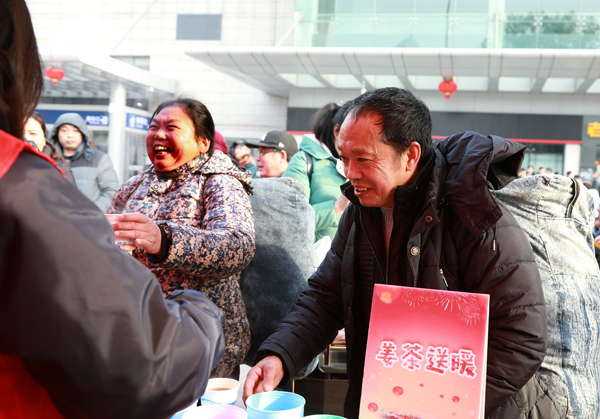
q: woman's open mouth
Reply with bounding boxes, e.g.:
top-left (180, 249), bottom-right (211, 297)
top-left (154, 145), bottom-right (171, 156)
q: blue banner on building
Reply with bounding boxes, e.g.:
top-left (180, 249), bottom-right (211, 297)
top-left (126, 113), bottom-right (150, 131)
top-left (37, 110), bottom-right (109, 126)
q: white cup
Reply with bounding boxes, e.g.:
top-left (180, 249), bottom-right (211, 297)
top-left (104, 214), bottom-right (134, 248)
top-left (200, 378), bottom-right (239, 406)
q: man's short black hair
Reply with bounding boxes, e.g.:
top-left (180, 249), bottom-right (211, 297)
top-left (348, 87), bottom-right (432, 159)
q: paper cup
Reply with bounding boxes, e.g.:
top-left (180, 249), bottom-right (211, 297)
top-left (182, 404), bottom-right (247, 419)
top-left (245, 391), bottom-right (305, 419)
top-left (200, 378), bottom-right (240, 406)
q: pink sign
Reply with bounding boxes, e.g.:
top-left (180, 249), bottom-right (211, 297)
top-left (359, 285), bottom-right (489, 419)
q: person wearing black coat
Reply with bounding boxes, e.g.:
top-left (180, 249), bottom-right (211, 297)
top-left (244, 88), bottom-right (557, 419)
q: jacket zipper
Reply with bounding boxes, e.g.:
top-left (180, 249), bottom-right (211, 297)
top-left (359, 209), bottom-right (387, 284)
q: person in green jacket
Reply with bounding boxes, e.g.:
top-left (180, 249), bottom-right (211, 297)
top-left (283, 102), bottom-right (351, 242)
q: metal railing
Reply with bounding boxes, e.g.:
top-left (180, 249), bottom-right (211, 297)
top-left (292, 12), bottom-right (600, 49)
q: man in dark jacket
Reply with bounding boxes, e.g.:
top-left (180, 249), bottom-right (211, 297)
top-left (244, 88), bottom-right (551, 419)
top-left (50, 112), bottom-right (118, 212)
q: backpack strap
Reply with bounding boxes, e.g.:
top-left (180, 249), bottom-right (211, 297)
top-left (304, 151), bottom-right (313, 184)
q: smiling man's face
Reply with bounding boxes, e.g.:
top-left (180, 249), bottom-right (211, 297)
top-left (338, 113), bottom-right (415, 208)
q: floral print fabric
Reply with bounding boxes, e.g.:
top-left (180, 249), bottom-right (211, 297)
top-left (110, 150), bottom-right (255, 377)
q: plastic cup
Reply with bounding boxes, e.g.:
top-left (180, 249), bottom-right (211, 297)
top-left (104, 214), bottom-right (134, 248)
top-left (245, 391), bottom-right (305, 419)
top-left (182, 404), bottom-right (247, 419)
top-left (169, 400), bottom-right (198, 419)
top-left (200, 378), bottom-right (240, 406)
top-left (303, 416), bottom-right (346, 419)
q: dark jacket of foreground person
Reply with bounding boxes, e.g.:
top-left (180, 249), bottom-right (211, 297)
top-left (257, 132), bottom-right (553, 419)
top-left (0, 130), bottom-right (225, 419)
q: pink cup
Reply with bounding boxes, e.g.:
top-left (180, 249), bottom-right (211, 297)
top-left (182, 404), bottom-right (248, 419)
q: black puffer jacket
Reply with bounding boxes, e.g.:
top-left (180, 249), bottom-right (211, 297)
top-left (257, 132), bottom-right (554, 419)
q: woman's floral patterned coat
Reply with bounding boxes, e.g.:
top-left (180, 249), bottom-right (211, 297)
top-left (109, 150), bottom-right (255, 377)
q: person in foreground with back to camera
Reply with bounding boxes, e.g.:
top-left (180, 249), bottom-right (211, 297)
top-left (244, 87), bottom-right (556, 419)
top-left (108, 97), bottom-right (256, 380)
top-left (0, 1), bottom-right (225, 418)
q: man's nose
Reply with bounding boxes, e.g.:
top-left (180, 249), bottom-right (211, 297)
top-left (345, 160), bottom-right (361, 180)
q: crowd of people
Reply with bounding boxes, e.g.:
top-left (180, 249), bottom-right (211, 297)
top-left (2, 1), bottom-right (600, 418)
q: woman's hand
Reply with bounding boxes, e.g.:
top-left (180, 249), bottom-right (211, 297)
top-left (112, 213), bottom-right (163, 255)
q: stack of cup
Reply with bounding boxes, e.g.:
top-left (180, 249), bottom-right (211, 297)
top-left (245, 391), bottom-right (306, 419)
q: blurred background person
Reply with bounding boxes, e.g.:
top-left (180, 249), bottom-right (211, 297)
top-left (49, 112), bottom-right (118, 212)
top-left (0, 1), bottom-right (225, 417)
top-left (526, 165), bottom-right (535, 176)
top-left (214, 129), bottom-right (229, 154)
top-left (232, 140), bottom-right (258, 177)
top-left (246, 130), bottom-right (298, 178)
top-left (283, 101), bottom-right (351, 243)
top-left (108, 97), bottom-right (255, 379)
top-left (23, 111), bottom-right (75, 184)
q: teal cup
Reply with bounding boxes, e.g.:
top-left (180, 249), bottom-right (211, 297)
top-left (246, 391), bottom-right (306, 419)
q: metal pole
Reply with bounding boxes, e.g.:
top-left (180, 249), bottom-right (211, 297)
top-left (495, 11), bottom-right (499, 48)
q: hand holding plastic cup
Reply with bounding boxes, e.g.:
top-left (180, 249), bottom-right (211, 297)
top-left (200, 378), bottom-right (240, 406)
top-left (104, 214), bottom-right (135, 251)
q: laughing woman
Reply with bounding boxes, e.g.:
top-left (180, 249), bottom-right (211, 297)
top-left (108, 98), bottom-right (255, 378)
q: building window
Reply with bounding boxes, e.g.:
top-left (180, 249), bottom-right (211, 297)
top-left (112, 56), bottom-right (150, 72)
top-left (176, 14), bottom-right (222, 40)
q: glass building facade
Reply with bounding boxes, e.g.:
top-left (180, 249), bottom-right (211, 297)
top-left (294, 0), bottom-right (600, 49)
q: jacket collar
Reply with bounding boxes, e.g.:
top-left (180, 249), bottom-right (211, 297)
top-left (151, 150), bottom-right (254, 195)
top-left (433, 131), bottom-right (525, 237)
top-left (300, 135), bottom-right (336, 160)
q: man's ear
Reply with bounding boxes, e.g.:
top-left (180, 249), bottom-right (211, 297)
top-left (405, 142), bottom-right (422, 172)
top-left (280, 151), bottom-right (288, 163)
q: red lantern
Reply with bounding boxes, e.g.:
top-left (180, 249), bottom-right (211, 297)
top-left (438, 77), bottom-right (457, 99)
top-left (45, 67), bottom-right (65, 85)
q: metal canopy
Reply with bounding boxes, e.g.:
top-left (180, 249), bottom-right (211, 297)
top-left (41, 54), bottom-right (177, 101)
top-left (186, 47), bottom-right (600, 97)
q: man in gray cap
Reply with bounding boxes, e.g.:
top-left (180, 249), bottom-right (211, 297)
top-left (245, 130), bottom-right (298, 178)
top-left (50, 113), bottom-right (118, 212)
